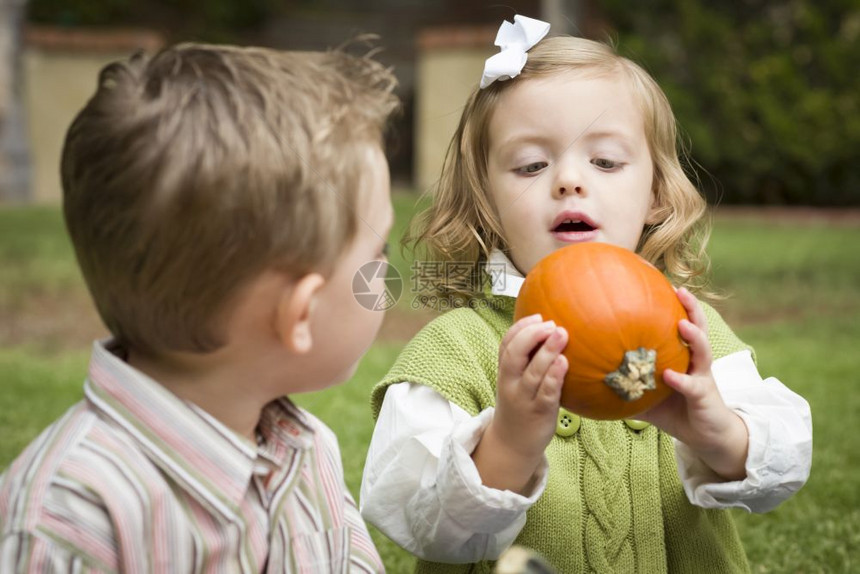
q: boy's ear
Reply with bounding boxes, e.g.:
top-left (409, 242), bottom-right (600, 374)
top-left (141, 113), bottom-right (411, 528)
top-left (276, 273), bottom-right (326, 354)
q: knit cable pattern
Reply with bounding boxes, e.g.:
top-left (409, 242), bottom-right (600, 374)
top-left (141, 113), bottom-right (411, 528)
top-left (581, 422), bottom-right (634, 572)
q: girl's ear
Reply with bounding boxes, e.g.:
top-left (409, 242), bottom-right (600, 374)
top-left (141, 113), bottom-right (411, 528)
top-left (275, 273), bottom-right (326, 354)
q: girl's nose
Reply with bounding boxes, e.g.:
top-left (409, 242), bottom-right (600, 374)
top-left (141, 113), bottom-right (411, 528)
top-left (552, 159), bottom-right (585, 199)
top-left (552, 174), bottom-right (585, 198)
top-left (556, 184), bottom-right (583, 197)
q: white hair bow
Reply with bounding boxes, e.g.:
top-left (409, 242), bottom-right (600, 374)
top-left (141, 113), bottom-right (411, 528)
top-left (480, 15), bottom-right (551, 89)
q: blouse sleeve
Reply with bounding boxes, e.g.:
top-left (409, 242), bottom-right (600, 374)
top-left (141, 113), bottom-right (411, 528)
top-left (674, 350), bottom-right (813, 513)
top-left (360, 382), bottom-right (548, 563)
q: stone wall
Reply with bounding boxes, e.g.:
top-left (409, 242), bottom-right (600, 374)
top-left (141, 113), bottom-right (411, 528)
top-left (414, 25), bottom-right (494, 192)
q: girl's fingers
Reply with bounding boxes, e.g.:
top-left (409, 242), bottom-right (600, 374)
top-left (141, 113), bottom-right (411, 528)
top-left (498, 320), bottom-right (556, 380)
top-left (499, 314), bottom-right (543, 371)
top-left (536, 354), bottom-right (567, 403)
top-left (678, 318), bottom-right (713, 374)
top-left (677, 287), bottom-right (709, 334)
top-left (520, 327), bottom-right (568, 397)
top-left (663, 368), bottom-right (700, 399)
top-left (499, 314), bottom-right (543, 359)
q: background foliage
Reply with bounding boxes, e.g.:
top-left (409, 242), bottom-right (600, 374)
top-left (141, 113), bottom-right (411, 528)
top-left (27, 0), bottom-right (285, 42)
top-left (600, 0), bottom-right (860, 205)
top-left (26, 1), bottom-right (860, 204)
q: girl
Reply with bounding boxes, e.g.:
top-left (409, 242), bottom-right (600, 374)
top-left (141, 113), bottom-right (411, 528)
top-left (361, 16), bottom-right (812, 573)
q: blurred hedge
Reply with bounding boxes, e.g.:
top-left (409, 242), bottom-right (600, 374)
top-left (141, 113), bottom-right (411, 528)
top-left (28, 1), bottom-right (859, 204)
top-left (27, 0), bottom-right (277, 42)
top-left (600, 1), bottom-right (860, 205)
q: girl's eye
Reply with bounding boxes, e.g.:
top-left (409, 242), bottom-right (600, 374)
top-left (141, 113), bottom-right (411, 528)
top-left (592, 158), bottom-right (619, 170)
top-left (516, 162), bottom-right (548, 174)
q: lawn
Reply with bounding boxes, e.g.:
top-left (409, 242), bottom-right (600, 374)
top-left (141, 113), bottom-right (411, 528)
top-left (1, 196), bottom-right (858, 572)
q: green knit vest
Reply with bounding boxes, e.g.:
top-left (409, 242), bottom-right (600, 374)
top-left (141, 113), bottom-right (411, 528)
top-left (371, 293), bottom-right (753, 574)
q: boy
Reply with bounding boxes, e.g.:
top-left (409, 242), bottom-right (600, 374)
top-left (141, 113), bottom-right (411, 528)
top-left (0, 43), bottom-right (397, 572)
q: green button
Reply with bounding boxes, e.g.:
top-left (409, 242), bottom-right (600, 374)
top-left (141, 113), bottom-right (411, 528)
top-left (624, 419), bottom-right (650, 431)
top-left (556, 408), bottom-right (581, 437)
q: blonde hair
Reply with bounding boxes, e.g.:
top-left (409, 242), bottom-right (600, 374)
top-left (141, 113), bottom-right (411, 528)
top-left (62, 43), bottom-right (398, 355)
top-left (409, 36), bottom-right (710, 296)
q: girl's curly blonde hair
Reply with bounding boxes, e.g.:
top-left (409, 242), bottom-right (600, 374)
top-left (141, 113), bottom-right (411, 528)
top-left (408, 36), bottom-right (712, 298)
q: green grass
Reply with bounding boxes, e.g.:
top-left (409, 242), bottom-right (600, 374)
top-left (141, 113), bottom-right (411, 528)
top-left (733, 314), bottom-right (860, 573)
top-left (0, 348), bottom-right (90, 462)
top-left (708, 219), bottom-right (860, 322)
top-left (1, 197), bottom-right (858, 573)
top-left (0, 206), bottom-right (85, 303)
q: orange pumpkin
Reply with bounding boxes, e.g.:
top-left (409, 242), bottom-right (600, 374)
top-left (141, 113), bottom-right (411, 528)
top-left (514, 242), bottom-right (689, 420)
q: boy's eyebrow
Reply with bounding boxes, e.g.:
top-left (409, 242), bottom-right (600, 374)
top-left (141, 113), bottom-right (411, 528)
top-left (366, 208), bottom-right (394, 243)
top-left (384, 211), bottom-right (395, 238)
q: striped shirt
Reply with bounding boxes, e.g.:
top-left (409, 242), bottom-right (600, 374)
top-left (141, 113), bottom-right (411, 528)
top-left (0, 340), bottom-right (384, 573)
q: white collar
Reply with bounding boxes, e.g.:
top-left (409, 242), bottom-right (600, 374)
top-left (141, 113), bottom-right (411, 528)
top-left (485, 250), bottom-right (524, 298)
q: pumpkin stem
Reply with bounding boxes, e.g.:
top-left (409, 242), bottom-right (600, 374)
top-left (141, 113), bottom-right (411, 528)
top-left (604, 348), bottom-right (658, 401)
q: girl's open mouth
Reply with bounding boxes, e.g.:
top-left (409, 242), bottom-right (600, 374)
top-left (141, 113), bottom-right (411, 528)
top-left (552, 219), bottom-right (595, 233)
top-left (550, 212), bottom-right (599, 242)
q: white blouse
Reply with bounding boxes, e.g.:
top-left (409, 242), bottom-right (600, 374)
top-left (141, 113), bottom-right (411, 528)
top-left (360, 251), bottom-right (812, 564)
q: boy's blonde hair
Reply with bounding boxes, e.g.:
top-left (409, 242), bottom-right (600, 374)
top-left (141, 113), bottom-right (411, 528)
top-left (62, 43), bottom-right (398, 355)
top-left (410, 36), bottom-right (710, 295)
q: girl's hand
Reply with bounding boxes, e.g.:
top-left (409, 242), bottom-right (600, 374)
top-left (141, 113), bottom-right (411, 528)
top-left (472, 314), bottom-right (568, 493)
top-left (637, 288), bottom-right (749, 481)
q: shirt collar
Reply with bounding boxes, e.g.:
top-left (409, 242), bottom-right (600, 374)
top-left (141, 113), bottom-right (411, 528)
top-left (486, 249), bottom-right (524, 298)
top-left (84, 340), bottom-right (313, 515)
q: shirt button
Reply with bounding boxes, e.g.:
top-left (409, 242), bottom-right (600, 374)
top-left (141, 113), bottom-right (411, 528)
top-left (624, 419), bottom-right (650, 431)
top-left (556, 408), bottom-right (581, 437)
